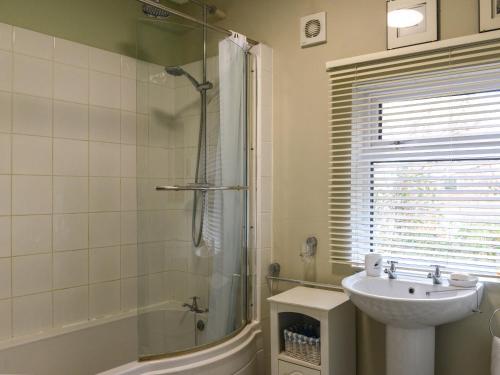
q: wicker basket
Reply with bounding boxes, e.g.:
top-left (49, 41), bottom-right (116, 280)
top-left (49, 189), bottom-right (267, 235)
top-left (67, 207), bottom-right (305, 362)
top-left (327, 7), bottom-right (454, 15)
top-left (283, 329), bottom-right (320, 366)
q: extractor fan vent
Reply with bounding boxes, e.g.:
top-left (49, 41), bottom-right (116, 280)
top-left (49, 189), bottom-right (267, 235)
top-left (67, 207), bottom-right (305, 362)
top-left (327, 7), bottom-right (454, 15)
top-left (300, 12), bottom-right (327, 48)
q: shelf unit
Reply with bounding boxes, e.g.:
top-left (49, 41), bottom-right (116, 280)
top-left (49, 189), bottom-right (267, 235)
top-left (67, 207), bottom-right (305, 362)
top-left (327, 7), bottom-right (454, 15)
top-left (268, 286), bottom-right (355, 375)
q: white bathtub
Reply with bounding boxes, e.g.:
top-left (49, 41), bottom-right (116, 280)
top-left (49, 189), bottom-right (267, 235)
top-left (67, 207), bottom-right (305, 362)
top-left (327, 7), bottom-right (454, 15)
top-left (0, 312), bottom-right (138, 375)
top-left (100, 320), bottom-right (263, 375)
top-left (0, 303), bottom-right (261, 375)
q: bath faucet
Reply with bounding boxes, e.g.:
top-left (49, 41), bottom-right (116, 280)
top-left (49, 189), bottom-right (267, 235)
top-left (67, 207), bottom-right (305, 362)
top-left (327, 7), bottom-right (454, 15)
top-left (183, 296), bottom-right (208, 313)
top-left (427, 265), bottom-right (444, 285)
top-left (384, 260), bottom-right (398, 279)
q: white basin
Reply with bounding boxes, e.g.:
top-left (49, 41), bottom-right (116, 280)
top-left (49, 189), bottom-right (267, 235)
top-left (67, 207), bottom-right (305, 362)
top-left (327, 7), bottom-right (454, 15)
top-left (342, 271), bottom-right (483, 328)
top-left (342, 271), bottom-right (484, 375)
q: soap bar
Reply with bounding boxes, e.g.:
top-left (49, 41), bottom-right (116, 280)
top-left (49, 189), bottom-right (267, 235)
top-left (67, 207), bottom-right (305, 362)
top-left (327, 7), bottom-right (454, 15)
top-left (449, 273), bottom-right (478, 287)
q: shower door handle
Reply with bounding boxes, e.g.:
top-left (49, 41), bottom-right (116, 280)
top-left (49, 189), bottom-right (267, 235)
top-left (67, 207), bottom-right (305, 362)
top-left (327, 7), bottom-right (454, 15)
top-left (155, 184), bottom-right (248, 192)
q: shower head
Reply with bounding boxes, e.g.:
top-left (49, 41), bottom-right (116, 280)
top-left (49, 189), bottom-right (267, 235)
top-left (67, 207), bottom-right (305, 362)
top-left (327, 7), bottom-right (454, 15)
top-left (142, 0), bottom-right (170, 18)
top-left (165, 66), bottom-right (213, 91)
top-left (165, 66), bottom-right (187, 77)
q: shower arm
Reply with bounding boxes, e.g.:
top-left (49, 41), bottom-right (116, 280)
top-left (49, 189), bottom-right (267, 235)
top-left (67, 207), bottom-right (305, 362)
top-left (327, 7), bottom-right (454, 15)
top-left (136, 0), bottom-right (258, 45)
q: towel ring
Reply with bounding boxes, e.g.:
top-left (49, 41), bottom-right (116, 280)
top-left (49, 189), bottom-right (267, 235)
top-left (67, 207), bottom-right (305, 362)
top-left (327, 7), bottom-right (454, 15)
top-left (490, 308), bottom-right (500, 338)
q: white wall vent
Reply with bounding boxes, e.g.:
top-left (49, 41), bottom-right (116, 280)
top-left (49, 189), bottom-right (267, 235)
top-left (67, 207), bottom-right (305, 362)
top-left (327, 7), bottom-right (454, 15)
top-left (300, 12), bottom-right (327, 48)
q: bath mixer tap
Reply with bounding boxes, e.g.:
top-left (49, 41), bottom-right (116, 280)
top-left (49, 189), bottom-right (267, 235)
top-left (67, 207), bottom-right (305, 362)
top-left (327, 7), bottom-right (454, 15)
top-left (384, 260), bottom-right (398, 279)
top-left (183, 296), bottom-right (209, 313)
top-left (427, 265), bottom-right (444, 285)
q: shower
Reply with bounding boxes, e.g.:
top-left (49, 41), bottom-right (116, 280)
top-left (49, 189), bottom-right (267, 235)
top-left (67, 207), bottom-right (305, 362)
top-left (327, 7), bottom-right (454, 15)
top-left (165, 65), bottom-right (213, 247)
top-left (142, 0), bottom-right (170, 18)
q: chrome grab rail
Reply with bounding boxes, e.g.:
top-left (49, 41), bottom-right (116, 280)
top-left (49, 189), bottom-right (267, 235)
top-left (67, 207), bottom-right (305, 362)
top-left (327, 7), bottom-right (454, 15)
top-left (156, 184), bottom-right (248, 192)
top-left (266, 275), bottom-right (344, 292)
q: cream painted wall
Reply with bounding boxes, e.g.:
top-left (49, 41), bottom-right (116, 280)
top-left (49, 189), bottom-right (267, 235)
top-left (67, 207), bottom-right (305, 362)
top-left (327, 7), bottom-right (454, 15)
top-left (211, 1), bottom-right (500, 374)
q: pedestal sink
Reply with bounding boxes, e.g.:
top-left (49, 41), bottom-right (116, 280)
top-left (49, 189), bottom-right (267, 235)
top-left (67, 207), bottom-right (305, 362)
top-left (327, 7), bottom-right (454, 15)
top-left (342, 271), bottom-right (483, 375)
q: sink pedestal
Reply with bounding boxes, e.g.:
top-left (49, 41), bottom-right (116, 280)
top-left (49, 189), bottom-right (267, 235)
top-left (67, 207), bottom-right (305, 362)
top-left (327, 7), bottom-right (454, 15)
top-left (386, 326), bottom-right (434, 375)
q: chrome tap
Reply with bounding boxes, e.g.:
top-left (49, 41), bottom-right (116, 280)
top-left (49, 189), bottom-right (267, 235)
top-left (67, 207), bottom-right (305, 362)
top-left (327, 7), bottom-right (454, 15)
top-left (427, 265), bottom-right (444, 285)
top-left (183, 296), bottom-right (208, 313)
top-left (384, 260), bottom-right (398, 279)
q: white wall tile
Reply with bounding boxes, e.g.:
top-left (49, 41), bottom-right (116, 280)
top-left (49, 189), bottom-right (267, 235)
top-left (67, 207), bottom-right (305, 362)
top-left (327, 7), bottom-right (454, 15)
top-left (12, 94), bottom-right (52, 136)
top-left (89, 48), bottom-right (121, 75)
top-left (0, 216), bottom-right (11, 258)
top-left (89, 177), bottom-right (120, 212)
top-left (121, 277), bottom-right (137, 311)
top-left (121, 78), bottom-right (136, 112)
top-left (0, 258), bottom-right (11, 299)
top-left (53, 213), bottom-right (88, 251)
top-left (121, 211), bottom-right (137, 245)
top-left (90, 246), bottom-right (120, 283)
top-left (53, 177), bottom-right (88, 214)
top-left (260, 176), bottom-right (272, 213)
top-left (136, 61), bottom-right (149, 82)
top-left (53, 249), bottom-right (88, 289)
top-left (121, 56), bottom-right (136, 80)
top-left (89, 71), bottom-right (120, 109)
top-left (0, 299), bottom-right (11, 339)
top-left (121, 245), bottom-right (137, 278)
top-left (54, 63), bottom-right (89, 104)
top-left (89, 141), bottom-right (120, 177)
top-left (0, 176), bottom-right (11, 215)
top-left (0, 91), bottom-right (12, 133)
top-left (0, 51), bottom-right (12, 92)
top-left (260, 142), bottom-right (272, 177)
top-left (89, 212), bottom-right (120, 248)
top-left (12, 175), bottom-right (52, 215)
top-left (53, 100), bottom-right (88, 140)
top-left (121, 178), bottom-right (137, 211)
top-left (53, 286), bottom-right (88, 326)
top-left (53, 138), bottom-right (88, 176)
top-left (13, 54), bottom-right (52, 98)
top-left (12, 135), bottom-right (52, 175)
top-left (12, 215), bottom-right (52, 255)
top-left (54, 38), bottom-right (88, 68)
top-left (89, 280), bottom-right (120, 318)
top-left (0, 133), bottom-right (11, 174)
top-left (121, 112), bottom-right (136, 145)
top-left (13, 27), bottom-right (53, 59)
top-left (13, 292), bottom-right (52, 336)
top-left (121, 144), bottom-right (136, 177)
top-left (12, 253), bottom-right (51, 296)
top-left (89, 106), bottom-right (121, 143)
top-left (0, 23), bottom-right (13, 51)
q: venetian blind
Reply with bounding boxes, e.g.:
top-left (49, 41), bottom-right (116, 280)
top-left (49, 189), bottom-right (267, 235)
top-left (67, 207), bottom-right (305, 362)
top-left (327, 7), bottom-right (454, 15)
top-left (328, 38), bottom-right (500, 278)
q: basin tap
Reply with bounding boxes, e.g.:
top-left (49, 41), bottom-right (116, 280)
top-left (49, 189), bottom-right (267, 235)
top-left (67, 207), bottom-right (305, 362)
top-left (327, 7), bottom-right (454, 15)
top-left (183, 296), bottom-right (209, 313)
top-left (384, 260), bottom-right (398, 279)
top-left (427, 265), bottom-right (444, 285)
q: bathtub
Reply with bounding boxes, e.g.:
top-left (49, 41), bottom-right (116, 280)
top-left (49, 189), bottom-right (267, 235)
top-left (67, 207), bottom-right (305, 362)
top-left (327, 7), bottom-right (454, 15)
top-left (0, 311), bottom-right (138, 375)
top-left (100, 320), bottom-right (263, 375)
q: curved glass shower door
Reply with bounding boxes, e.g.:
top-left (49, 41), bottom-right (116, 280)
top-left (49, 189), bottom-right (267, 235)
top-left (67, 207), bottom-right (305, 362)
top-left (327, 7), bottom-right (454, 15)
top-left (135, 14), bottom-right (249, 359)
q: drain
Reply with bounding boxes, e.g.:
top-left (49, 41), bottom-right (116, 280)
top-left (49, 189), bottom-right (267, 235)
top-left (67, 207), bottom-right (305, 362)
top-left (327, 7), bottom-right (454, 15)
top-left (408, 287), bottom-right (415, 294)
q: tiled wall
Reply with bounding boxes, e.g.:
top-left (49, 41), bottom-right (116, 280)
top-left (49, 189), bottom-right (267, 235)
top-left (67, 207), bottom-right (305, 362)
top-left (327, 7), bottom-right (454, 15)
top-left (0, 21), bottom-right (274, 356)
top-left (0, 23), bottom-right (142, 341)
top-left (250, 43), bottom-right (273, 375)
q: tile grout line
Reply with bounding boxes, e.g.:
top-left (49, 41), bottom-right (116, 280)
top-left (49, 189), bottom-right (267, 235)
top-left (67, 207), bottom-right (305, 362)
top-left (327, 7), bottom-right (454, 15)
top-left (9, 28), bottom-right (14, 339)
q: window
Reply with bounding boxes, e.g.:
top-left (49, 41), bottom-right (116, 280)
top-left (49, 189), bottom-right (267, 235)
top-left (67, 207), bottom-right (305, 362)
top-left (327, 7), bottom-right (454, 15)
top-left (328, 40), bottom-right (500, 278)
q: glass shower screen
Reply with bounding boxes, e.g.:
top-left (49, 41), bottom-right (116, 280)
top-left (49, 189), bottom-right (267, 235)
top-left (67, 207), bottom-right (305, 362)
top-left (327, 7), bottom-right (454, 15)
top-left (135, 14), bottom-right (248, 359)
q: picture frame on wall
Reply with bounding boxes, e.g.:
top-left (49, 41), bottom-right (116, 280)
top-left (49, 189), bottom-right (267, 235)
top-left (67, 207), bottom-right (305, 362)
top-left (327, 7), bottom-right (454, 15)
top-left (387, 0), bottom-right (438, 50)
top-left (479, 0), bottom-right (500, 32)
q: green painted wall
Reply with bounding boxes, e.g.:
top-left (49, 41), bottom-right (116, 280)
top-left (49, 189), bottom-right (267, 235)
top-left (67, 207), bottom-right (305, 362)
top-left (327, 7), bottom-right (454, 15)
top-left (0, 0), bottom-right (204, 66)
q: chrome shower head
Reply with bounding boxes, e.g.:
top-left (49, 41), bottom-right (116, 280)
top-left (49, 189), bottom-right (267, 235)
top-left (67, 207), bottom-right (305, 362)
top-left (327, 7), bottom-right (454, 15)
top-left (142, 0), bottom-right (170, 18)
top-left (165, 66), bottom-right (186, 77)
top-left (165, 66), bottom-right (213, 91)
